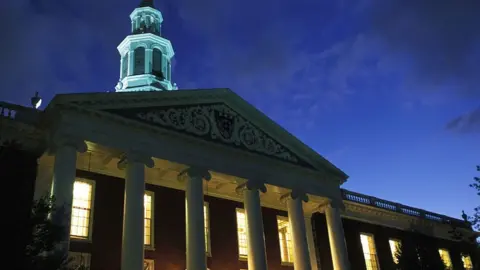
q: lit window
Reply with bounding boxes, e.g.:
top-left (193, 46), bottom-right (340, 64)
top-left (236, 208), bottom-right (248, 258)
top-left (144, 259), bottom-right (154, 270)
top-left (71, 180), bottom-right (94, 239)
top-left (462, 254), bottom-right (473, 270)
top-left (204, 202), bottom-right (211, 256)
top-left (438, 249), bottom-right (453, 269)
top-left (277, 216), bottom-right (294, 264)
top-left (69, 252), bottom-right (91, 269)
top-left (388, 239), bottom-right (401, 264)
top-left (360, 233), bottom-right (380, 270)
top-left (144, 191), bottom-right (154, 247)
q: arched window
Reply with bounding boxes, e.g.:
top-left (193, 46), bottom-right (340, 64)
top-left (134, 47), bottom-right (145, 75)
top-left (121, 53), bottom-right (128, 79)
top-left (152, 48), bottom-right (163, 79)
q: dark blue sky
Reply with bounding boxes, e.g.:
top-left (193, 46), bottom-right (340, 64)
top-left (1, 0), bottom-right (479, 219)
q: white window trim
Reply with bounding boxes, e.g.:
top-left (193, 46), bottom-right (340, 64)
top-left (235, 208), bottom-right (248, 261)
top-left (276, 215), bottom-right (294, 265)
top-left (360, 232), bottom-right (381, 270)
top-left (70, 178), bottom-right (96, 242)
top-left (204, 201), bottom-right (212, 257)
top-left (145, 190), bottom-right (155, 250)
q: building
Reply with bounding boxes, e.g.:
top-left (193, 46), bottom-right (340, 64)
top-left (0, 1), bottom-right (477, 270)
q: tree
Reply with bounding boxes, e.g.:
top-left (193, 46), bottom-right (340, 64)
top-left (19, 195), bottom-right (86, 270)
top-left (394, 234), bottom-right (446, 270)
top-left (467, 165), bottom-right (480, 231)
top-left (395, 240), bottom-right (421, 270)
top-left (461, 165), bottom-right (480, 270)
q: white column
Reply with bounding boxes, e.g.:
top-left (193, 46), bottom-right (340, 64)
top-left (119, 151), bottom-right (154, 270)
top-left (179, 168), bottom-right (211, 270)
top-left (282, 191), bottom-right (311, 270)
top-left (128, 50), bottom-right (135, 76)
top-left (50, 135), bottom-right (87, 254)
top-left (305, 215), bottom-right (320, 270)
top-left (324, 201), bottom-right (350, 270)
top-left (237, 180), bottom-right (268, 270)
top-left (145, 48), bottom-right (153, 74)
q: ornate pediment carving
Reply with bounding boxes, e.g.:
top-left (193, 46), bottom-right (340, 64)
top-left (105, 103), bottom-right (313, 168)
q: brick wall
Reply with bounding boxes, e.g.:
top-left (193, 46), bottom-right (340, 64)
top-left (1, 144), bottom-right (39, 266)
top-left (73, 170), bottom-right (296, 270)
top-left (312, 212), bottom-right (477, 270)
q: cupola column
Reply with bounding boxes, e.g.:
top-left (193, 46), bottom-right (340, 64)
top-left (145, 48), bottom-right (153, 74)
top-left (127, 49), bottom-right (135, 76)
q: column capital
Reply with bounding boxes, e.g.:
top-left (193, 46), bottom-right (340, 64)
top-left (235, 179), bottom-right (267, 194)
top-left (117, 150), bottom-right (154, 170)
top-left (280, 190), bottom-right (309, 203)
top-left (317, 199), bottom-right (345, 213)
top-left (49, 132), bottom-right (87, 154)
top-left (178, 167), bottom-right (211, 182)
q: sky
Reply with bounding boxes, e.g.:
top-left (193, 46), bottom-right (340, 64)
top-left (0, 0), bottom-right (478, 220)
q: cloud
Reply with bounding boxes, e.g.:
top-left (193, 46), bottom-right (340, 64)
top-left (366, 0), bottom-right (480, 99)
top-left (446, 107), bottom-right (480, 134)
top-left (0, 0), bottom-right (128, 102)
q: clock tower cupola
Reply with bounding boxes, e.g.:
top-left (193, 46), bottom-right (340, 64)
top-left (115, 0), bottom-right (177, 92)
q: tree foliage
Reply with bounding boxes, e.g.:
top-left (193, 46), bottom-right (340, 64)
top-left (20, 195), bottom-right (69, 270)
top-left (19, 195), bottom-right (87, 270)
top-left (463, 165), bottom-right (480, 231)
top-left (460, 165), bottom-right (480, 270)
top-left (394, 235), bottom-right (446, 270)
top-left (469, 165), bottom-right (480, 231)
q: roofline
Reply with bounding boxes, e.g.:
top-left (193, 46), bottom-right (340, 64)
top-left (341, 189), bottom-right (471, 229)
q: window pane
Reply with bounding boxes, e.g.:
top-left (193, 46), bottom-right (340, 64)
top-left (277, 216), bottom-right (294, 263)
top-left (236, 209), bottom-right (248, 258)
top-left (144, 192), bottom-right (153, 246)
top-left (389, 239), bottom-right (401, 264)
top-left (204, 203), bottom-right (211, 255)
top-left (462, 254), bottom-right (473, 270)
top-left (439, 249), bottom-right (453, 269)
top-left (360, 234), bottom-right (380, 270)
top-left (71, 181), bottom-right (93, 238)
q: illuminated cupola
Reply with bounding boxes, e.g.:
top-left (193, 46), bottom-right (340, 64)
top-left (115, 0), bottom-right (177, 92)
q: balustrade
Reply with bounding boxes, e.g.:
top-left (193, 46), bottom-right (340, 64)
top-left (341, 189), bottom-right (468, 228)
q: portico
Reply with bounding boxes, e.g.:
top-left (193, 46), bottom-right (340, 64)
top-left (35, 89), bottom-right (350, 270)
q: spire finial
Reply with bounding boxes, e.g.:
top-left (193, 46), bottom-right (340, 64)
top-left (139, 0), bottom-right (154, 8)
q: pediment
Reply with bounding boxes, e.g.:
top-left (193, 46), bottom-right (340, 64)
top-left (47, 89), bottom-right (348, 180)
top-left (105, 102), bottom-right (313, 168)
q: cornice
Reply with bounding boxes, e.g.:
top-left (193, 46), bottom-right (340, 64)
top-left (0, 118), bottom-right (47, 154)
top-left (341, 201), bottom-right (474, 241)
top-left (117, 34), bottom-right (174, 58)
top-left (51, 103), bottom-right (328, 184)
